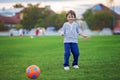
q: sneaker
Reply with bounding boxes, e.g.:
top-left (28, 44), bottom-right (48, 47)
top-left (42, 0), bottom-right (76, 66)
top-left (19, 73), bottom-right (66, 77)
top-left (64, 66), bottom-right (70, 70)
top-left (73, 65), bottom-right (79, 69)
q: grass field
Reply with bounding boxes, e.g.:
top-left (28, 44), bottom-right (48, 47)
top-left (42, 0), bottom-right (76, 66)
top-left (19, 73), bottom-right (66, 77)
top-left (0, 35), bottom-right (120, 80)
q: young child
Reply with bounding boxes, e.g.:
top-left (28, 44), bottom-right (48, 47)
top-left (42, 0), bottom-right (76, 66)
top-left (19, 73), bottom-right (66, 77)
top-left (60, 10), bottom-right (89, 70)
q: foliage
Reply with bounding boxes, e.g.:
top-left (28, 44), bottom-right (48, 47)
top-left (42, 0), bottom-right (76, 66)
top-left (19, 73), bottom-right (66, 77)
top-left (83, 9), bottom-right (95, 30)
top-left (16, 24), bottom-right (23, 30)
top-left (37, 11), bottom-right (66, 30)
top-left (21, 4), bottom-right (40, 30)
top-left (13, 3), bottom-right (24, 8)
top-left (83, 9), bottom-right (114, 30)
top-left (94, 11), bottom-right (113, 30)
top-left (0, 20), bottom-right (4, 31)
top-left (20, 3), bottom-right (66, 30)
top-left (55, 11), bottom-right (66, 30)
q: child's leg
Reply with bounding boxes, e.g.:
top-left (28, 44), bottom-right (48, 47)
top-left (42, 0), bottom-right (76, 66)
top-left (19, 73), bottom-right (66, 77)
top-left (64, 43), bottom-right (71, 67)
top-left (71, 43), bottom-right (80, 66)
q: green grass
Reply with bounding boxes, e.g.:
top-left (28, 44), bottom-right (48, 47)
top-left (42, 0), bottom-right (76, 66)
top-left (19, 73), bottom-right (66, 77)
top-left (0, 35), bottom-right (120, 80)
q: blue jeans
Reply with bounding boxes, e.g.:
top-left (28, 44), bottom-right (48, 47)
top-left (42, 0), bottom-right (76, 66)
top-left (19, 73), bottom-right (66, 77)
top-left (64, 43), bottom-right (80, 67)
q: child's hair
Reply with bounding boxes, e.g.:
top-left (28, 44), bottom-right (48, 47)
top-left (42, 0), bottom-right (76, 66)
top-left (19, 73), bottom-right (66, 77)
top-left (66, 10), bottom-right (76, 18)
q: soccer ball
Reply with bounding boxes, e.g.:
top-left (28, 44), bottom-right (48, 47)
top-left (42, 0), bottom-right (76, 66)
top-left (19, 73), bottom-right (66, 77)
top-left (26, 65), bottom-right (40, 79)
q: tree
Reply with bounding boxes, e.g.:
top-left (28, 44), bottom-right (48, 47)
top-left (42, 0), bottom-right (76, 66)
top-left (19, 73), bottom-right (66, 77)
top-left (83, 9), bottom-right (113, 30)
top-left (13, 3), bottom-right (24, 8)
top-left (35, 10), bottom-right (66, 30)
top-left (20, 3), bottom-right (66, 30)
top-left (21, 4), bottom-right (40, 30)
top-left (27, 3), bottom-right (40, 8)
top-left (0, 20), bottom-right (4, 31)
top-left (35, 18), bottom-right (45, 28)
top-left (83, 9), bottom-right (97, 30)
top-left (53, 11), bottom-right (66, 30)
top-left (94, 11), bottom-right (113, 30)
top-left (16, 24), bottom-right (23, 30)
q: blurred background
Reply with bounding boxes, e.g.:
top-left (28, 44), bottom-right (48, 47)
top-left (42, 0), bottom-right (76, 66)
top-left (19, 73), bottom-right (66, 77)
top-left (0, 0), bottom-right (120, 36)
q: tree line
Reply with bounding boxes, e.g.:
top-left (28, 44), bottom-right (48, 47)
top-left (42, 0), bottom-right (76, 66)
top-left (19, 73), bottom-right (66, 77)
top-left (16, 3), bottom-right (66, 30)
top-left (0, 3), bottom-right (114, 31)
top-left (83, 9), bottom-right (114, 30)
top-left (19, 4), bottom-right (114, 31)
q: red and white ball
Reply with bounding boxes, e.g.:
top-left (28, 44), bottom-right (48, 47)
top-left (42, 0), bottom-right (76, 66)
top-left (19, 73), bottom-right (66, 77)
top-left (26, 65), bottom-right (40, 79)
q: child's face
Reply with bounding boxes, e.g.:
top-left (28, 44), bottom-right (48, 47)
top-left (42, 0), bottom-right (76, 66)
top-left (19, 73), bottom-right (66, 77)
top-left (67, 13), bottom-right (75, 23)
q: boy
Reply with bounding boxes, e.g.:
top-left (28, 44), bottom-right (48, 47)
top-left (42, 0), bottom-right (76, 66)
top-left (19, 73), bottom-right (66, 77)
top-left (60, 10), bottom-right (89, 70)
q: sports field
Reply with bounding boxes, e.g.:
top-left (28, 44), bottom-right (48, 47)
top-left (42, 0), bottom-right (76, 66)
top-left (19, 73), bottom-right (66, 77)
top-left (0, 35), bottom-right (120, 80)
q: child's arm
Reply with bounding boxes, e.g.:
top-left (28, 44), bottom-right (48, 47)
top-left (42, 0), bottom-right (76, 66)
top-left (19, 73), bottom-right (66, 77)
top-left (60, 32), bottom-right (64, 36)
top-left (60, 23), bottom-right (66, 36)
top-left (80, 33), bottom-right (89, 39)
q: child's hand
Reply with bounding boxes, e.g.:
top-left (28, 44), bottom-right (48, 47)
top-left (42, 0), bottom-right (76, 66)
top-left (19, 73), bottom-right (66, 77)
top-left (60, 32), bottom-right (64, 36)
top-left (61, 34), bottom-right (64, 36)
top-left (80, 33), bottom-right (90, 39)
top-left (83, 35), bottom-right (89, 39)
